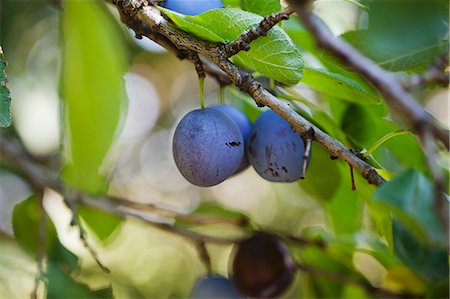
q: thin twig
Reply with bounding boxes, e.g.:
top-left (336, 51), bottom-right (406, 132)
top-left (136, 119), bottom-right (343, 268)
top-left (349, 164), bottom-right (356, 191)
top-left (65, 193), bottom-right (111, 274)
top-left (224, 7), bottom-right (295, 57)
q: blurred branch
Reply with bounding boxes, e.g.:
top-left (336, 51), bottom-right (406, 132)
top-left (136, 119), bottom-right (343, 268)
top-left (404, 53), bottom-right (449, 90)
top-left (112, 0), bottom-right (386, 188)
top-left (296, 263), bottom-right (418, 299)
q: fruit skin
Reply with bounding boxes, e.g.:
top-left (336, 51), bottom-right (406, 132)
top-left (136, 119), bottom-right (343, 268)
top-left (230, 232), bottom-right (296, 298)
top-left (161, 0), bottom-right (224, 16)
top-left (210, 105), bottom-right (252, 174)
top-left (190, 275), bottom-right (243, 299)
top-left (173, 108), bottom-right (244, 187)
top-left (247, 110), bottom-right (305, 182)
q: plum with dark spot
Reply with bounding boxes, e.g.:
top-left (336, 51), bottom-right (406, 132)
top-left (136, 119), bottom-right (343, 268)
top-left (230, 232), bottom-right (296, 298)
top-left (211, 104), bottom-right (252, 174)
top-left (160, 0), bottom-right (224, 16)
top-left (248, 110), bottom-right (304, 182)
top-left (190, 275), bottom-right (243, 299)
top-left (173, 108), bottom-right (243, 187)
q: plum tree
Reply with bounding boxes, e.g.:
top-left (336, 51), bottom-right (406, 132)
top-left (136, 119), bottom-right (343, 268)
top-left (190, 275), bottom-right (243, 299)
top-left (247, 110), bottom-right (305, 182)
top-left (210, 104), bottom-right (252, 174)
top-left (231, 232), bottom-right (296, 298)
top-left (172, 108), bottom-right (244, 187)
top-left (160, 0), bottom-right (224, 16)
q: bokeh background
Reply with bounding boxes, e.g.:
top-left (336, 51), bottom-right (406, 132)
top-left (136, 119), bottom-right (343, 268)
top-left (1, 0), bottom-right (448, 298)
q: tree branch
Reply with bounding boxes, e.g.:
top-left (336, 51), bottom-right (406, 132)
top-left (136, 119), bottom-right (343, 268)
top-left (286, 0), bottom-right (449, 150)
top-left (224, 7), bottom-right (295, 57)
top-left (113, 1), bottom-right (385, 187)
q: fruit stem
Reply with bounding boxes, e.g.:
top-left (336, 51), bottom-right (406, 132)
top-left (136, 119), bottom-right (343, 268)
top-left (219, 85), bottom-right (225, 104)
top-left (364, 130), bottom-right (412, 157)
top-left (199, 77), bottom-right (205, 109)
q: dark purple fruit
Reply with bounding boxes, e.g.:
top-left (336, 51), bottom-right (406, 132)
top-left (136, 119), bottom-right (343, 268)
top-left (173, 108), bottom-right (243, 187)
top-left (161, 0), bottom-right (224, 16)
top-left (190, 275), bottom-right (243, 299)
top-left (230, 232), bottom-right (296, 298)
top-left (210, 105), bottom-right (252, 174)
top-left (248, 110), bottom-right (305, 182)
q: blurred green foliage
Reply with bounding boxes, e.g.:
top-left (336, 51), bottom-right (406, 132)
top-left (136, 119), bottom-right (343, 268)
top-left (1, 0), bottom-right (448, 298)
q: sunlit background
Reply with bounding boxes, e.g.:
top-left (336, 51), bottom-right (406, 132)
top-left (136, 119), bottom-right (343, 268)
top-left (1, 0), bottom-right (448, 298)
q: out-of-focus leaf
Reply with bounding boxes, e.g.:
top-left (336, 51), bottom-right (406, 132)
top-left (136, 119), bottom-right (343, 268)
top-left (283, 17), bottom-right (380, 93)
top-left (79, 205), bottom-right (123, 241)
top-left (392, 221), bottom-right (448, 287)
top-left (222, 0), bottom-right (240, 7)
top-left (0, 47), bottom-right (11, 127)
top-left (62, 0), bottom-right (128, 194)
top-left (341, 103), bottom-right (383, 148)
top-left (47, 261), bottom-right (112, 299)
top-left (338, 101), bottom-right (428, 174)
top-left (301, 68), bottom-right (381, 104)
top-left (49, 239), bottom-right (79, 272)
top-left (343, 0), bottom-right (449, 72)
top-left (383, 265), bottom-right (426, 295)
top-left (298, 246), bottom-right (367, 298)
top-left (374, 170), bottom-right (446, 246)
top-left (327, 169), bottom-right (362, 234)
top-left (239, 0), bottom-right (281, 16)
top-left (281, 89), bottom-right (349, 144)
top-left (12, 195), bottom-right (57, 255)
top-left (160, 8), bottom-right (303, 84)
top-left (299, 143), bottom-right (341, 202)
top-left (342, 30), bottom-right (447, 72)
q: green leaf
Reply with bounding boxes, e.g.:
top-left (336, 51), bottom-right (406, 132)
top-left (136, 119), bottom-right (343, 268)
top-left (342, 30), bottom-right (447, 72)
top-left (79, 205), bottom-right (123, 241)
top-left (299, 143), bottom-right (341, 201)
top-left (12, 195), bottom-right (57, 255)
top-left (327, 169), bottom-right (362, 235)
top-left (283, 17), bottom-right (379, 93)
top-left (343, 0), bottom-right (449, 72)
top-left (62, 0), bottom-right (128, 194)
top-left (0, 47), bottom-right (11, 128)
top-left (47, 261), bottom-right (112, 299)
top-left (222, 0), bottom-right (240, 7)
top-left (239, 0), bottom-right (281, 16)
top-left (161, 8), bottom-right (303, 84)
top-left (374, 170), bottom-right (446, 246)
top-left (393, 220), bottom-right (448, 286)
top-left (301, 68), bottom-right (381, 104)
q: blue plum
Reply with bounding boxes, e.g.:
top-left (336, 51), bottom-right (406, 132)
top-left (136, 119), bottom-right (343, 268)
top-left (173, 108), bottom-right (244, 187)
top-left (161, 0), bottom-right (224, 16)
top-left (210, 105), bottom-right (252, 174)
top-left (190, 275), bottom-right (243, 299)
top-left (247, 110), bottom-right (305, 182)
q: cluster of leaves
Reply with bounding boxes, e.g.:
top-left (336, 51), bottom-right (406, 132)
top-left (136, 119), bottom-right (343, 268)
top-left (1, 0), bottom-right (448, 298)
